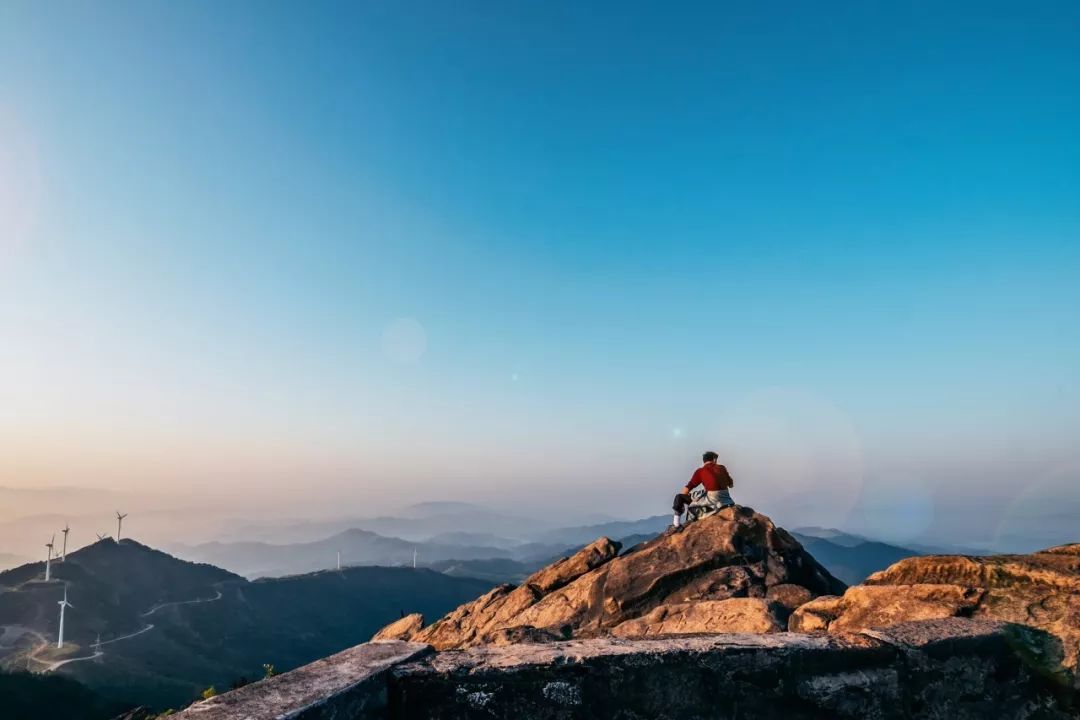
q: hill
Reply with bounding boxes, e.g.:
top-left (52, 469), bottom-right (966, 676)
top-left (0, 538), bottom-right (492, 711)
top-left (62, 565), bottom-right (491, 709)
top-left (0, 538), bottom-right (240, 643)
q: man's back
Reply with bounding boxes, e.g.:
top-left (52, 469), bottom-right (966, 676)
top-left (688, 463), bottom-right (734, 492)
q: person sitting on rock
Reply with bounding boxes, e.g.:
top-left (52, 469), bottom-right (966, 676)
top-left (672, 451), bottom-right (735, 528)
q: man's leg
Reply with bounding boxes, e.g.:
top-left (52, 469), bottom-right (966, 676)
top-left (672, 494), bottom-right (691, 527)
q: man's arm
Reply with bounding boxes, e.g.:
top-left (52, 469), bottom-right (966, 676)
top-left (684, 469), bottom-right (702, 495)
top-left (718, 464), bottom-right (734, 488)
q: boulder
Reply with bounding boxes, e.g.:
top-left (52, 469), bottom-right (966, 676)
top-left (525, 537), bottom-right (621, 594)
top-left (830, 584), bottom-right (985, 632)
top-left (766, 583), bottom-right (815, 610)
top-left (398, 538), bottom-right (622, 650)
top-left (789, 595), bottom-right (844, 633)
top-left (610, 598), bottom-right (784, 637)
top-left (409, 584), bottom-right (515, 649)
top-left (372, 613), bottom-right (424, 642)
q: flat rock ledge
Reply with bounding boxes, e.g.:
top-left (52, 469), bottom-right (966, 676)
top-left (172, 641), bottom-right (431, 720)
top-left (168, 619), bottom-right (1074, 720)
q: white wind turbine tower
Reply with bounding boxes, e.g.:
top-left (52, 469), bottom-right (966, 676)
top-left (115, 512), bottom-right (128, 542)
top-left (57, 586), bottom-right (73, 649)
top-left (61, 523), bottom-right (70, 562)
top-left (45, 534), bottom-right (55, 581)
top-left (412, 548), bottom-right (418, 569)
top-left (336, 551), bottom-right (341, 571)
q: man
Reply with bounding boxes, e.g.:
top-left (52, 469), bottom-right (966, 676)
top-left (672, 451), bottom-right (735, 528)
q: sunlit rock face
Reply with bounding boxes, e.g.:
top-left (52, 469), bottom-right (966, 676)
top-left (790, 544), bottom-right (1080, 689)
top-left (375, 506), bottom-right (845, 649)
top-left (373, 613), bottom-right (426, 642)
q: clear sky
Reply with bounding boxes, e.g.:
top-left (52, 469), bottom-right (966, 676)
top-left (1, 2), bottom-right (1077, 547)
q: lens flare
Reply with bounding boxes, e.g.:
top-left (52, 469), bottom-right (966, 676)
top-left (992, 462), bottom-right (1080, 553)
top-left (709, 386), bottom-right (865, 530)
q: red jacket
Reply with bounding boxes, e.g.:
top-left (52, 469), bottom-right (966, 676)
top-left (687, 463), bottom-right (734, 492)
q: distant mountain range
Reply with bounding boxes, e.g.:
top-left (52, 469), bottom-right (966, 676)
top-left (170, 528), bottom-right (568, 579)
top-left (168, 512), bottom-right (923, 587)
top-left (789, 529), bottom-right (920, 585)
top-left (222, 502), bottom-right (558, 545)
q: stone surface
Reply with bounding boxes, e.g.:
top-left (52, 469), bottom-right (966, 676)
top-left (789, 594), bottom-right (844, 632)
top-left (524, 537), bottom-right (621, 594)
top-left (766, 582), bottom-right (815, 610)
top-left (1042, 544), bottom-right (1080, 557)
top-left (810, 583), bottom-right (986, 633)
top-left (399, 506), bottom-right (845, 649)
top-left (389, 619), bottom-right (1072, 719)
top-left (609, 597), bottom-right (784, 637)
top-left (170, 641), bottom-right (431, 720)
top-left (800, 547), bottom-right (1080, 688)
top-left (379, 539), bottom-right (623, 650)
top-left (373, 613), bottom-right (425, 641)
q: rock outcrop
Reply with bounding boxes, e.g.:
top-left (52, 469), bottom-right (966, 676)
top-left (375, 506), bottom-right (845, 649)
top-left (390, 620), bottom-right (1073, 719)
top-left (789, 544), bottom-right (1080, 688)
top-left (373, 613), bottom-right (426, 641)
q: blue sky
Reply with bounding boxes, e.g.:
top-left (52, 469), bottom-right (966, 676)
top-left (1, 2), bottom-right (1077, 546)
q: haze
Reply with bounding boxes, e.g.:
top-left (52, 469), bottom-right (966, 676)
top-left (1, 3), bottom-right (1077, 554)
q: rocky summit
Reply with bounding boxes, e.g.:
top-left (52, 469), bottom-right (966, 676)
top-left (375, 505), bottom-right (846, 649)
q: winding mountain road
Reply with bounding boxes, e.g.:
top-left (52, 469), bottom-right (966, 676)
top-left (16, 587), bottom-right (224, 673)
top-left (141, 589), bottom-right (223, 617)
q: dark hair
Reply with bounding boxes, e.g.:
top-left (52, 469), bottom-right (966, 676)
top-left (702, 451), bottom-right (719, 463)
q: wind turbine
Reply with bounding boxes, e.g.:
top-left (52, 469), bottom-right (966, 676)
top-left (96, 533), bottom-right (108, 541)
top-left (61, 523), bottom-right (70, 562)
top-left (45, 534), bottom-right (55, 581)
top-left (57, 586), bottom-right (73, 649)
top-left (412, 548), bottom-right (418, 569)
top-left (115, 512), bottom-right (128, 542)
top-left (336, 551), bottom-right (341, 571)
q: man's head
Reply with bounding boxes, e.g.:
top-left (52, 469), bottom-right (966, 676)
top-left (702, 451), bottom-right (719, 464)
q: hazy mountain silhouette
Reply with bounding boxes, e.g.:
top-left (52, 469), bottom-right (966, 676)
top-left (223, 503), bottom-right (556, 545)
top-left (789, 532), bottom-right (919, 585)
top-left (536, 515), bottom-right (671, 546)
top-left (171, 528), bottom-right (535, 578)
